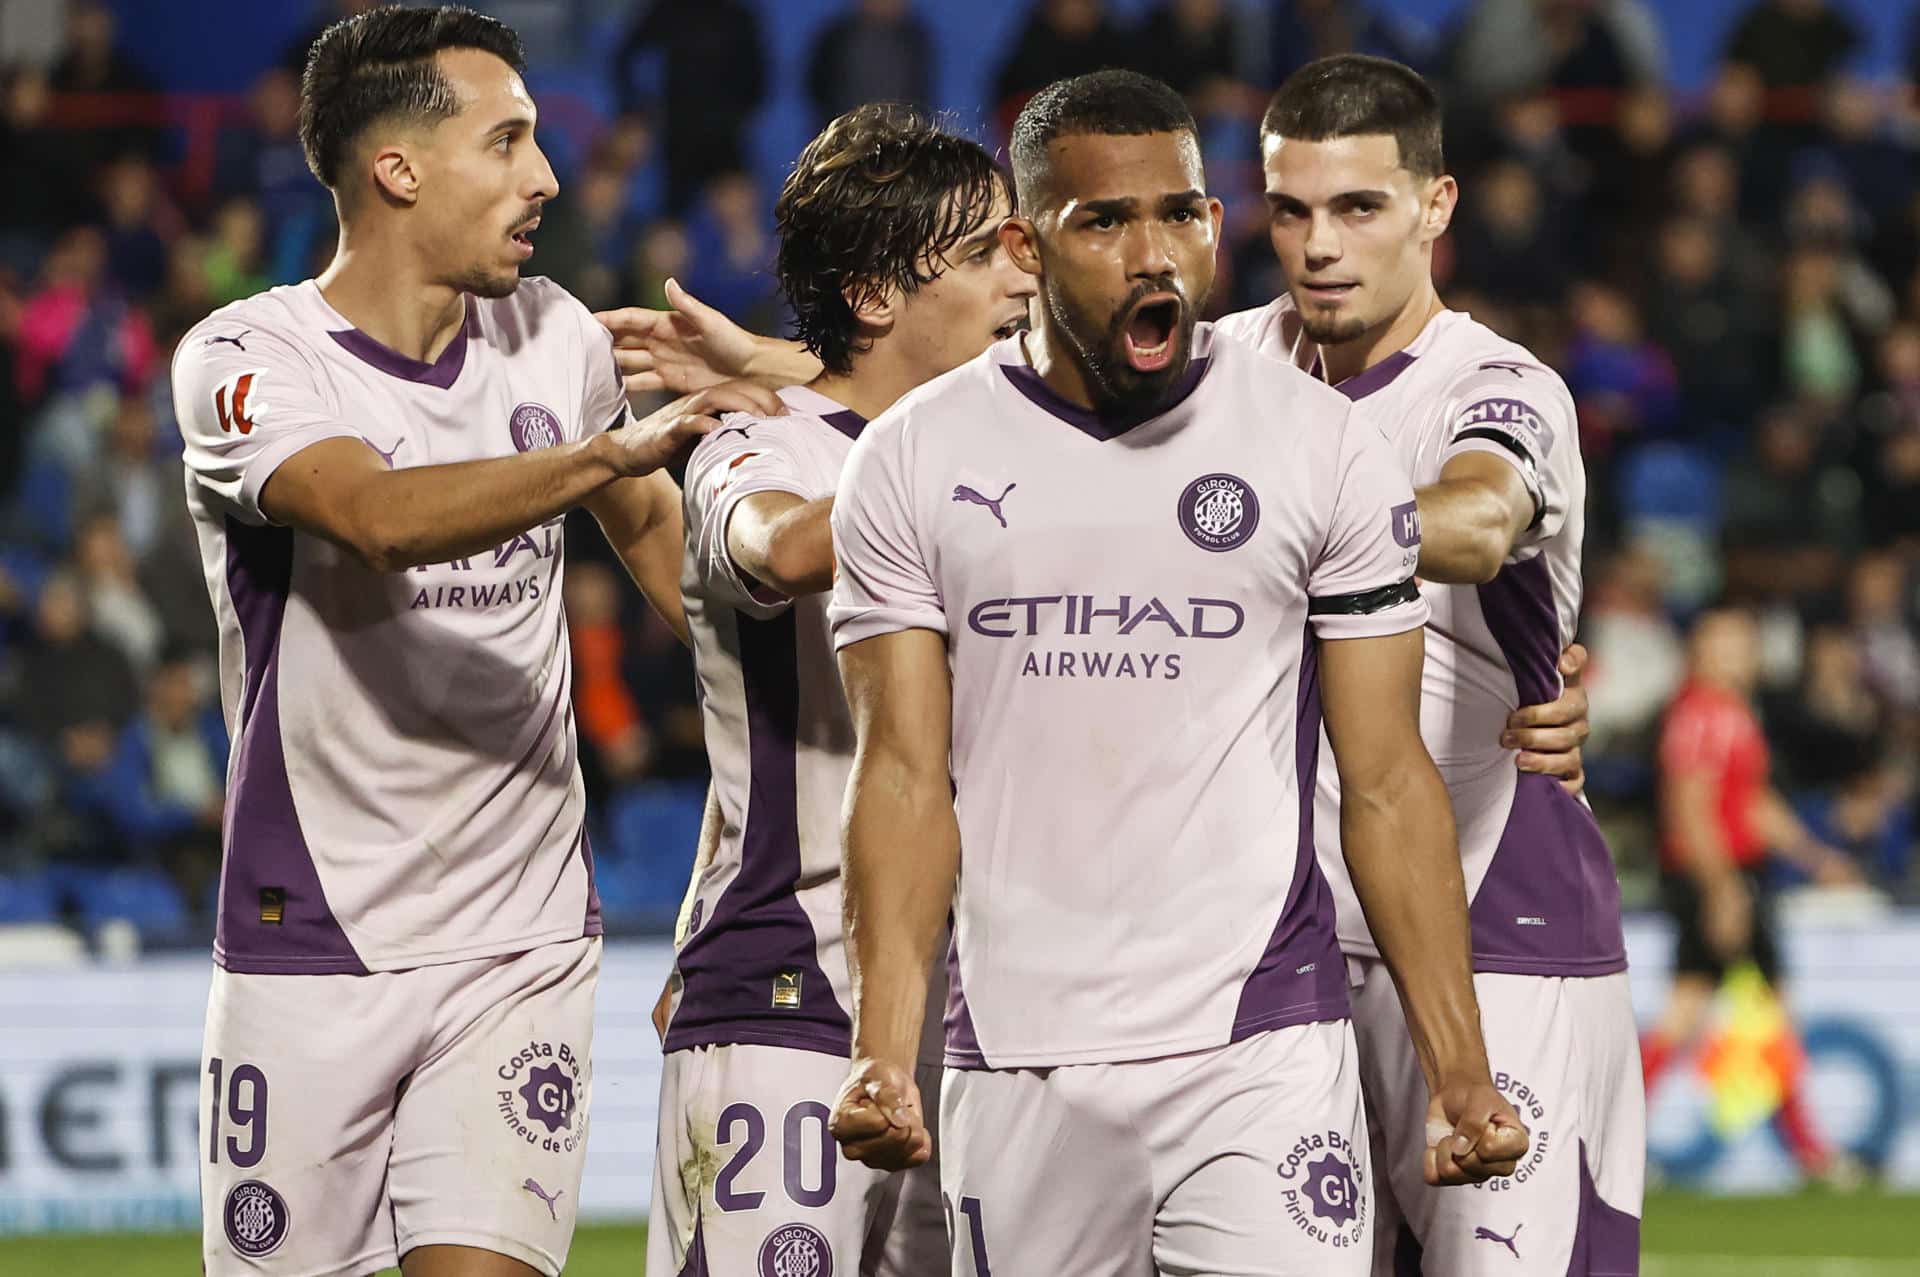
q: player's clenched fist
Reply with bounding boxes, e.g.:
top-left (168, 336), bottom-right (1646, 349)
top-left (830, 1057), bottom-right (931, 1170)
top-left (598, 381), bottom-right (783, 476)
top-left (1424, 1079), bottom-right (1531, 1186)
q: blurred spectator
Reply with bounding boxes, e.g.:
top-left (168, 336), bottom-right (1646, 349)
top-left (0, 68), bottom-right (90, 275)
top-left (48, 0), bottom-right (160, 165)
top-left (535, 154), bottom-right (634, 314)
top-left (682, 172), bottom-right (779, 328)
top-left (1448, 0), bottom-right (1664, 108)
top-left (1643, 217), bottom-right (1768, 431)
top-left (71, 513), bottom-right (162, 673)
top-left (1268, 0), bottom-right (1430, 82)
top-left (1133, 0), bottom-right (1243, 112)
top-left (1725, 0), bottom-right (1860, 95)
top-left (1778, 245), bottom-right (1869, 406)
top-left (993, 0), bottom-right (1131, 119)
top-left (1668, 141), bottom-right (1770, 296)
top-left (567, 561), bottom-right (652, 794)
top-left (625, 219), bottom-right (692, 312)
top-left (149, 234), bottom-right (216, 354)
top-left (1720, 403), bottom-right (1859, 604)
top-left (1449, 160), bottom-right (1570, 308)
top-left (1684, 62), bottom-right (1791, 223)
top-left (98, 155), bottom-right (169, 300)
top-left (1585, 543), bottom-right (1686, 756)
top-left (1586, 85), bottom-right (1677, 256)
top-left (1847, 551), bottom-right (1920, 715)
top-left (1562, 279), bottom-right (1678, 455)
top-left (8, 573), bottom-right (137, 799)
top-left (86, 646), bottom-right (226, 918)
top-left (805, 0), bottom-right (934, 127)
top-left (15, 227), bottom-right (157, 405)
top-left (1807, 79), bottom-right (1912, 230)
top-left (216, 68), bottom-right (335, 283)
top-left (613, 0), bottom-right (768, 212)
top-left (204, 200), bottom-right (271, 306)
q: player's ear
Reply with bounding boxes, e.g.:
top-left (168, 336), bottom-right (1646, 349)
top-left (1001, 217), bottom-right (1044, 278)
top-left (1421, 175), bottom-right (1458, 244)
top-left (847, 284), bottom-right (897, 342)
top-left (369, 142), bottom-right (421, 207)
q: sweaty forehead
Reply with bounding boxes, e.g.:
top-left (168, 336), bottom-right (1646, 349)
top-left (1036, 131), bottom-right (1203, 212)
top-left (1262, 133), bottom-right (1405, 197)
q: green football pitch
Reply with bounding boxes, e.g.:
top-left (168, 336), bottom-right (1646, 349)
top-left (6, 1192), bottom-right (1916, 1275)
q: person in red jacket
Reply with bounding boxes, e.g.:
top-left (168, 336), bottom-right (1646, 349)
top-left (1643, 604), bottom-right (1860, 1178)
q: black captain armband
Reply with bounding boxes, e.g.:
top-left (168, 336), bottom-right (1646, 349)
top-left (1452, 426), bottom-right (1547, 532)
top-left (1307, 578), bottom-right (1420, 616)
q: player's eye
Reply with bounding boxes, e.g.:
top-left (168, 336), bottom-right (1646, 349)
top-left (1169, 208), bottom-right (1197, 224)
top-left (1088, 214), bottom-right (1117, 231)
top-left (493, 134), bottom-right (513, 152)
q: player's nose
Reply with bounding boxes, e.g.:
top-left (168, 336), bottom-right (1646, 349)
top-left (527, 143), bottom-right (559, 202)
top-left (1126, 222), bottom-right (1176, 281)
top-left (1304, 209), bottom-right (1341, 265)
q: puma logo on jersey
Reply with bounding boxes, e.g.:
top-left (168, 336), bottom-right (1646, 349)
top-left (953, 482), bottom-right (1015, 528)
top-left (204, 329), bottom-right (251, 352)
top-left (522, 1178), bottom-right (564, 1220)
top-left (213, 371), bottom-right (270, 435)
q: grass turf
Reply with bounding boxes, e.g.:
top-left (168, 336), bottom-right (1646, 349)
top-left (6, 1193), bottom-right (1915, 1274)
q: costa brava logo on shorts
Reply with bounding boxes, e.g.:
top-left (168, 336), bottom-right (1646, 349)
top-left (1278, 1129), bottom-right (1368, 1248)
top-left (224, 1180), bottom-right (290, 1256)
top-left (1178, 473), bottom-right (1260, 552)
top-left (510, 402), bottom-right (563, 452)
top-left (1479, 1069), bottom-right (1552, 1192)
top-left (759, 1222), bottom-right (833, 1277)
top-left (496, 1039), bottom-right (585, 1154)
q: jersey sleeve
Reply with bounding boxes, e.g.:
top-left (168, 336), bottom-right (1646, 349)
top-left (829, 414), bottom-right (946, 648)
top-left (1438, 362), bottom-right (1578, 549)
top-left (570, 290), bottom-right (634, 437)
top-left (172, 321), bottom-right (362, 524)
top-left (682, 417), bottom-right (821, 617)
top-left (1308, 411), bottom-right (1430, 640)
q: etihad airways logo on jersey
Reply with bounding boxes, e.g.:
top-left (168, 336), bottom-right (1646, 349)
top-left (406, 516), bottom-right (563, 610)
top-left (967, 594), bottom-right (1247, 682)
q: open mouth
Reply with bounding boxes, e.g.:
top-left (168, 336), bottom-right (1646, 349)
top-left (509, 217), bottom-right (540, 258)
top-left (992, 312), bottom-right (1030, 341)
top-left (1122, 294), bottom-right (1181, 373)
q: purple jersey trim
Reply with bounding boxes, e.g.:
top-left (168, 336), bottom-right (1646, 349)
top-left (1478, 554), bottom-right (1561, 708)
top-left (326, 301), bottom-right (471, 390)
top-left (1231, 633), bottom-right (1350, 1039)
top-left (998, 358), bottom-right (1212, 441)
top-left (1331, 349), bottom-right (1417, 402)
top-left (664, 608), bottom-right (854, 1054)
top-left (676, 1209), bottom-right (710, 1277)
top-left (1472, 554), bottom-right (1627, 974)
top-left (215, 518), bottom-right (367, 975)
top-left (819, 407), bottom-right (868, 441)
top-left (1569, 1138), bottom-right (1641, 1275)
top-left (942, 927), bottom-right (987, 1069)
top-left (580, 828), bottom-right (603, 938)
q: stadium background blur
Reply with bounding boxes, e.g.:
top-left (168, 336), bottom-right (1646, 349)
top-left (1, 0), bottom-right (1918, 1271)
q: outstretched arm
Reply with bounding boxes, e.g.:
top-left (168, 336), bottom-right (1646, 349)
top-left (1414, 451), bottom-right (1535, 586)
top-left (1321, 627), bottom-right (1529, 1186)
top-left (598, 279), bottom-right (823, 396)
top-left (727, 492), bottom-right (836, 598)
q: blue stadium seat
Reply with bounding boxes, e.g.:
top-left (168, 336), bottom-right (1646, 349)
top-left (605, 782), bottom-right (706, 871)
top-left (1618, 443), bottom-right (1722, 528)
top-left (76, 866), bottom-right (191, 939)
top-left (0, 871), bottom-right (57, 924)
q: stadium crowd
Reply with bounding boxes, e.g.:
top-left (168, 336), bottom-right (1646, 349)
top-left (0, 0), bottom-right (1916, 943)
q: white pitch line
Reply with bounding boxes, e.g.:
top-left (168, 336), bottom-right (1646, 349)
top-left (1645, 1257), bottom-right (1915, 1277)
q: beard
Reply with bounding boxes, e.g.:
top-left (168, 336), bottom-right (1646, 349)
top-left (1297, 306), bottom-right (1368, 347)
top-left (1046, 275), bottom-right (1201, 418)
top-left (450, 262), bottom-right (522, 299)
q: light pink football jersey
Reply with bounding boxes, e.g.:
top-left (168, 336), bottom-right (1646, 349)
top-left (174, 277), bottom-right (630, 974)
top-left (1218, 297), bottom-right (1625, 976)
top-left (829, 326), bottom-right (1428, 1069)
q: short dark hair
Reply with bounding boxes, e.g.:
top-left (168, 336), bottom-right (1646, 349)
top-left (775, 104), bottom-right (1010, 375)
top-left (1261, 55), bottom-right (1445, 180)
top-left (1009, 70), bottom-right (1197, 208)
top-left (299, 4), bottom-right (525, 191)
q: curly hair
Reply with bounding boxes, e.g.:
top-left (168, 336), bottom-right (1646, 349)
top-left (775, 104), bottom-right (1010, 374)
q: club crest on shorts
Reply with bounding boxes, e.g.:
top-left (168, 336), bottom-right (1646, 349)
top-left (1178, 473), bottom-right (1260, 552)
top-left (1277, 1129), bottom-right (1368, 1247)
top-left (497, 1040), bottom-right (586, 1154)
top-left (759, 1222), bottom-right (833, 1277)
top-left (224, 1180), bottom-right (290, 1257)
top-left (510, 402), bottom-right (562, 452)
